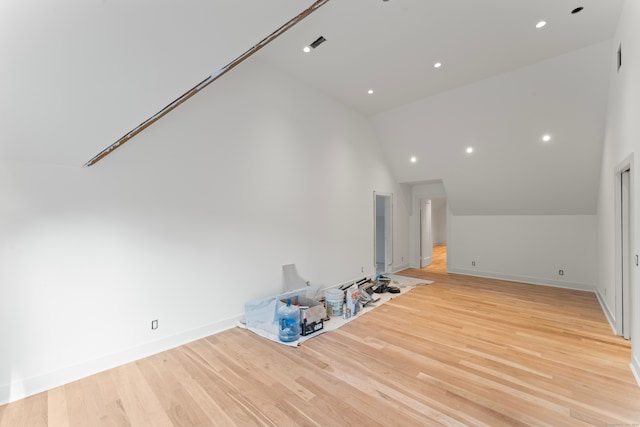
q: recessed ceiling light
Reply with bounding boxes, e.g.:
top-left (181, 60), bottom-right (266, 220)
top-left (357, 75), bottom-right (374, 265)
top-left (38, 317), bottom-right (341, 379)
top-left (466, 147), bottom-right (474, 154)
top-left (542, 134), bottom-right (551, 142)
top-left (571, 7), bottom-right (584, 14)
top-left (410, 156), bottom-right (417, 163)
top-left (303, 46), bottom-right (311, 53)
top-left (536, 20), bottom-right (547, 29)
top-left (368, 89), bottom-right (374, 95)
top-left (434, 62), bottom-right (442, 68)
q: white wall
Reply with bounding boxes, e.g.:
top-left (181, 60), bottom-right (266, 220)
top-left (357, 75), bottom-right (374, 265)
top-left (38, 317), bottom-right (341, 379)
top-left (372, 41), bottom-right (611, 216)
top-left (377, 41), bottom-right (610, 297)
top-left (596, 0), bottom-right (640, 385)
top-left (431, 198), bottom-right (447, 245)
top-left (419, 199), bottom-right (433, 267)
top-left (0, 1), bottom-right (305, 166)
top-left (0, 57), bottom-right (410, 404)
top-left (449, 215), bottom-right (597, 291)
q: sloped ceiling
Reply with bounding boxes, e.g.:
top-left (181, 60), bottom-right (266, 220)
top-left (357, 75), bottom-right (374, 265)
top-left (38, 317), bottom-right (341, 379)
top-left (1, 0), bottom-right (624, 215)
top-left (256, 0), bottom-right (622, 215)
top-left (259, 0), bottom-right (622, 116)
top-left (372, 41), bottom-right (611, 215)
top-left (0, 0), bottom-right (307, 165)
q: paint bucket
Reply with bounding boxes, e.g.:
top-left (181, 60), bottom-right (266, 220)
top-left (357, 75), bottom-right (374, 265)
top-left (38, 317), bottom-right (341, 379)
top-left (325, 289), bottom-right (344, 317)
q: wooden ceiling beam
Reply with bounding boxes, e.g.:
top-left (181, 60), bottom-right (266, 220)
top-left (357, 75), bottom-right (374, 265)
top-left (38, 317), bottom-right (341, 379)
top-left (84, 0), bottom-right (330, 167)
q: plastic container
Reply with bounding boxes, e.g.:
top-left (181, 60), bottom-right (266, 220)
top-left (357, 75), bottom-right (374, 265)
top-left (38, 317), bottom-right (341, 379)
top-left (278, 298), bottom-right (300, 342)
top-left (325, 289), bottom-right (344, 317)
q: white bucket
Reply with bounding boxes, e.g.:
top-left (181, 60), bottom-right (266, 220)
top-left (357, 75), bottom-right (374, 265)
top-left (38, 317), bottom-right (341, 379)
top-left (325, 289), bottom-right (344, 317)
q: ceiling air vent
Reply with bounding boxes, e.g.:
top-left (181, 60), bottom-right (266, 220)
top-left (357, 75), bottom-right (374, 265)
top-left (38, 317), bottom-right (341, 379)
top-left (309, 36), bottom-right (327, 49)
top-left (618, 44), bottom-right (622, 72)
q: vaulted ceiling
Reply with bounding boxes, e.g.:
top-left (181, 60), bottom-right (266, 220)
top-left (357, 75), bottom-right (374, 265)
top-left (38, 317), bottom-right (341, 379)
top-left (1, 0), bottom-right (624, 214)
top-left (259, 0), bottom-right (622, 116)
top-left (257, 0), bottom-right (623, 215)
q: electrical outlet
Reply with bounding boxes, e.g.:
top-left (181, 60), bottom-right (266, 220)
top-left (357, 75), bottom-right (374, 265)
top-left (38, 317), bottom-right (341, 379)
top-left (151, 320), bottom-right (158, 330)
top-left (472, 261), bottom-right (476, 267)
top-left (558, 270), bottom-right (564, 276)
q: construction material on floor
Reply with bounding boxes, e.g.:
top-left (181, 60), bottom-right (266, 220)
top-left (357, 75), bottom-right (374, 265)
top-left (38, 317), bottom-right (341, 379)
top-left (241, 271), bottom-right (432, 347)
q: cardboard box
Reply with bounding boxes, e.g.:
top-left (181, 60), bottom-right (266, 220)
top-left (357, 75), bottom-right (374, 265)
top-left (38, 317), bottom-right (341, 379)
top-left (279, 296), bottom-right (325, 336)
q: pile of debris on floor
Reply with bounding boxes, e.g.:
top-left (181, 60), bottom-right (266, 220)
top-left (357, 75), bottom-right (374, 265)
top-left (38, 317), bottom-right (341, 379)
top-left (240, 264), bottom-right (431, 346)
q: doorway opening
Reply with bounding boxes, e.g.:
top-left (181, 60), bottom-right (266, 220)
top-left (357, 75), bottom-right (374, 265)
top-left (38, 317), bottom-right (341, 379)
top-left (421, 245), bottom-right (448, 274)
top-left (420, 197), bottom-right (447, 274)
top-left (374, 192), bottom-right (393, 274)
top-left (420, 199), bottom-right (433, 268)
top-left (615, 158), bottom-right (633, 340)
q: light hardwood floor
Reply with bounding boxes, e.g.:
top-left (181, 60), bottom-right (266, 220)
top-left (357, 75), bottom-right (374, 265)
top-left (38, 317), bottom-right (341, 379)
top-left (422, 244), bottom-right (447, 274)
top-left (1, 271), bottom-right (639, 426)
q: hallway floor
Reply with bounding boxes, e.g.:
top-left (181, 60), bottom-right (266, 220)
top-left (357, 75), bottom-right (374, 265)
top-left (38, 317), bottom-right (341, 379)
top-left (421, 244), bottom-right (447, 274)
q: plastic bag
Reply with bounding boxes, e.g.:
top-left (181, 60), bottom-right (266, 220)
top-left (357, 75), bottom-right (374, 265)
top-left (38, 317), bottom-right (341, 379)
top-left (345, 283), bottom-right (360, 318)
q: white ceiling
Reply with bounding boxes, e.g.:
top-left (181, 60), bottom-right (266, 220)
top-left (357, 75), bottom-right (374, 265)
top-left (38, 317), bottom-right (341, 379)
top-left (1, 0), bottom-right (625, 215)
top-left (372, 40), bottom-right (612, 214)
top-left (0, 0), bottom-right (306, 165)
top-left (259, 0), bottom-right (623, 116)
top-left (256, 0), bottom-right (623, 214)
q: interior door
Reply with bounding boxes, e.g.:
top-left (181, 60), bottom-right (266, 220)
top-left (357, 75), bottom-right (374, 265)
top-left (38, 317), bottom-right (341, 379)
top-left (420, 199), bottom-right (433, 268)
top-left (374, 193), bottom-right (393, 274)
top-left (622, 169), bottom-right (631, 339)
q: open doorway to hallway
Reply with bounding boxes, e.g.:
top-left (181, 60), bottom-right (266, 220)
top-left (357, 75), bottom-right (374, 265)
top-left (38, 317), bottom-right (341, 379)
top-left (374, 192), bottom-right (393, 275)
top-left (421, 245), bottom-right (447, 274)
top-left (420, 197), bottom-right (447, 273)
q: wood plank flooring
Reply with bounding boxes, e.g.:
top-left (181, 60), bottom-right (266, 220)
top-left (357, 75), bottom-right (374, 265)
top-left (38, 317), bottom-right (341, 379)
top-left (1, 271), bottom-right (639, 426)
top-left (422, 244), bottom-right (447, 274)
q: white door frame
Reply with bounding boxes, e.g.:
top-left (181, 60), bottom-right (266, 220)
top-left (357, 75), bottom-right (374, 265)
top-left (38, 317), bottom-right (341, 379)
top-left (615, 155), bottom-right (634, 338)
top-left (420, 199), bottom-right (433, 268)
top-left (374, 192), bottom-right (393, 274)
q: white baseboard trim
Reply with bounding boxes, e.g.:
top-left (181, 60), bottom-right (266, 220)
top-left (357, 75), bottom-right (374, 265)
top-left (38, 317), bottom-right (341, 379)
top-left (631, 355), bottom-right (640, 388)
top-left (319, 270), bottom-right (413, 294)
top-left (0, 314), bottom-right (243, 406)
top-left (320, 274), bottom-right (374, 292)
top-left (595, 290), bottom-right (618, 334)
top-left (447, 268), bottom-right (596, 292)
top-left (392, 263), bottom-right (411, 273)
